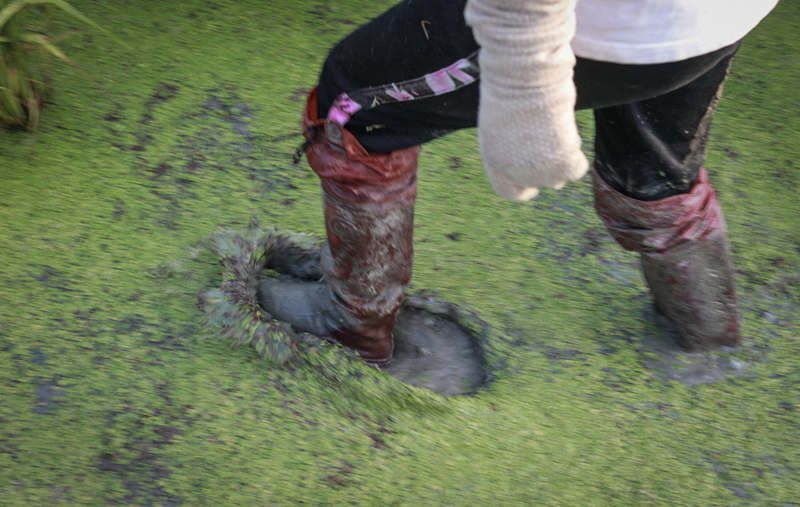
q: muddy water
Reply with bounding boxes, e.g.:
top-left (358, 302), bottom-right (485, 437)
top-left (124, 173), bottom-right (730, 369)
top-left (384, 307), bottom-right (487, 396)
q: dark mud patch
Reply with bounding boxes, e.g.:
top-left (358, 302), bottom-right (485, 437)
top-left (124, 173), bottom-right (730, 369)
top-left (639, 308), bottom-right (748, 387)
top-left (149, 161), bottom-right (172, 179)
top-left (103, 112), bottom-right (123, 123)
top-left (141, 83), bottom-right (180, 125)
top-left (701, 451), bottom-right (794, 501)
top-left (591, 270), bottom-right (793, 387)
top-left (548, 216), bottom-right (797, 387)
top-left (96, 382), bottom-right (193, 505)
top-left (722, 147), bottom-right (743, 159)
top-left (111, 198), bottom-right (126, 220)
top-left (596, 254), bottom-right (642, 288)
top-left (113, 314), bottom-right (147, 334)
top-left (607, 273), bottom-right (798, 387)
top-left (33, 380), bottom-right (65, 415)
top-left (172, 88), bottom-right (296, 191)
top-left (98, 448), bottom-right (181, 506)
top-left (543, 347), bottom-right (583, 361)
top-left (325, 461), bottom-right (355, 487)
top-left (30, 347), bottom-right (47, 365)
top-left (107, 84), bottom-right (298, 233)
top-left (385, 305), bottom-right (486, 396)
top-left (33, 265), bottom-right (74, 292)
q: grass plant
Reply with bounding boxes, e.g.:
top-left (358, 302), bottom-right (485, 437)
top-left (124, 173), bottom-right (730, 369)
top-left (0, 0), bottom-right (117, 129)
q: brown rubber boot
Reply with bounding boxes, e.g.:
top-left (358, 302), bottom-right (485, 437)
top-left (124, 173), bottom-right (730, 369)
top-left (258, 89), bottom-right (419, 364)
top-left (592, 167), bottom-right (740, 350)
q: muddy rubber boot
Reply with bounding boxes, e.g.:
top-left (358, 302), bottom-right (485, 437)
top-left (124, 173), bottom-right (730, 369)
top-left (258, 89), bottom-right (419, 365)
top-left (592, 168), bottom-right (740, 350)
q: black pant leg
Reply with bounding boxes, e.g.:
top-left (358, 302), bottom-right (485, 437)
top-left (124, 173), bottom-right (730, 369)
top-left (317, 0), bottom-right (479, 153)
top-left (592, 47), bottom-right (739, 200)
top-left (316, 0), bottom-right (741, 201)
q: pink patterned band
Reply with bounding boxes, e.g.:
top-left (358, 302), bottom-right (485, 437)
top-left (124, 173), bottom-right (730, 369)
top-left (326, 51), bottom-right (480, 126)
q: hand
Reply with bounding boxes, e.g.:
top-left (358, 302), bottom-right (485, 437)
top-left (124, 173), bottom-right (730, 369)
top-left (466, 0), bottom-right (588, 200)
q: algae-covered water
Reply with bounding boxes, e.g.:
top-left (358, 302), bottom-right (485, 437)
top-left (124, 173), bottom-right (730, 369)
top-left (1, 1), bottom-right (798, 504)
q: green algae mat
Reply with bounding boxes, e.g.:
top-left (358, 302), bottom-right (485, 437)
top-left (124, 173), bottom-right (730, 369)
top-left (1, 1), bottom-right (798, 504)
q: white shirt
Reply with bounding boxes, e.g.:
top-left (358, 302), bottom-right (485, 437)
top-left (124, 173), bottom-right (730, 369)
top-left (572, 0), bottom-right (779, 64)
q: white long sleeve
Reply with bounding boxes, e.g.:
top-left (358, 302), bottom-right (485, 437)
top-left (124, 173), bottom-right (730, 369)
top-left (465, 0), bottom-right (588, 200)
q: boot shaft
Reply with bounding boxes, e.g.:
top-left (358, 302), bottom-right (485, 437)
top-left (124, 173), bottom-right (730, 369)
top-left (592, 167), bottom-right (740, 349)
top-left (264, 88), bottom-right (422, 363)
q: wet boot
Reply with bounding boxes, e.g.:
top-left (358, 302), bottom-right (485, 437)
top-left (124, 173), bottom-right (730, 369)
top-left (258, 89), bottom-right (419, 365)
top-left (592, 167), bottom-right (740, 350)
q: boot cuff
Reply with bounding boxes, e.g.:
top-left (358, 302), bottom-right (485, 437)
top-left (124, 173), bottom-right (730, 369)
top-left (302, 88), bottom-right (420, 204)
top-left (592, 167), bottom-right (726, 254)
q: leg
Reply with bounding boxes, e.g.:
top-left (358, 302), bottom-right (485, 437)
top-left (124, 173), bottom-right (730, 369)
top-left (258, 90), bottom-right (418, 364)
top-left (260, 0), bottom-right (479, 364)
top-left (591, 49), bottom-right (741, 349)
top-left (261, 0), bottom-right (744, 362)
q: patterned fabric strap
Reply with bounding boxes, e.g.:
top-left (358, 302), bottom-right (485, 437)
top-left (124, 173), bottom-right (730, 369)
top-left (326, 51), bottom-right (480, 126)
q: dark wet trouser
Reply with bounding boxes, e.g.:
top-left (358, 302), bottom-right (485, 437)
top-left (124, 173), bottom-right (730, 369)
top-left (316, 0), bottom-right (741, 201)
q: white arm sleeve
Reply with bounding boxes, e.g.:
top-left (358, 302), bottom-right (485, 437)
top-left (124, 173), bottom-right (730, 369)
top-left (465, 0), bottom-right (588, 200)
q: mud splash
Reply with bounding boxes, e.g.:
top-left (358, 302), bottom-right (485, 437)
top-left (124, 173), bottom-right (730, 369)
top-left (199, 225), bottom-right (492, 396)
top-left (384, 293), bottom-right (489, 396)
